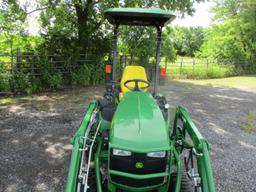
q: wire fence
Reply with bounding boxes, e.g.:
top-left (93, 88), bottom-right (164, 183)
top-left (119, 55), bottom-right (237, 79)
top-left (0, 50), bottom-right (99, 78)
top-left (0, 49), bottom-right (107, 94)
top-left (161, 57), bottom-right (224, 79)
top-left (1, 51), bottom-right (251, 79)
top-left (0, 50), bottom-right (253, 94)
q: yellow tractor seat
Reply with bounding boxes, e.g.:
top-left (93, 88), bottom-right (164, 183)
top-left (119, 66), bottom-right (148, 100)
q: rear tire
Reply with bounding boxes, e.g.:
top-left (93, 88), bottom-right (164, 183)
top-left (169, 172), bottom-right (194, 192)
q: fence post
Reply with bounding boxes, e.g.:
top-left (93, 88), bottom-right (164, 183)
top-left (85, 52), bottom-right (88, 60)
top-left (16, 48), bottom-right (22, 71)
top-left (165, 58), bottom-right (168, 79)
top-left (11, 52), bottom-right (14, 76)
top-left (193, 58), bottom-right (195, 74)
top-left (179, 58), bottom-right (183, 77)
top-left (206, 59), bottom-right (209, 73)
top-left (31, 54), bottom-right (35, 77)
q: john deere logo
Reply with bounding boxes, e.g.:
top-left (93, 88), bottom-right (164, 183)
top-left (135, 162), bottom-right (143, 169)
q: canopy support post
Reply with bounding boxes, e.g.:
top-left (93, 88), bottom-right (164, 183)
top-left (154, 26), bottom-right (162, 94)
top-left (112, 24), bottom-right (119, 82)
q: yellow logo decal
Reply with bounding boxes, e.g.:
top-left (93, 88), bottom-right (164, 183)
top-left (135, 162), bottom-right (143, 169)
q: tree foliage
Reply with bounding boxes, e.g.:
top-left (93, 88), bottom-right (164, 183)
top-left (0, 0), bottom-right (208, 94)
top-left (0, 0), bottom-right (27, 53)
top-left (198, 0), bottom-right (256, 72)
top-left (168, 26), bottom-right (205, 57)
top-left (1, 0), bottom-right (207, 57)
top-left (162, 27), bottom-right (177, 62)
top-left (35, 0), bottom-right (208, 88)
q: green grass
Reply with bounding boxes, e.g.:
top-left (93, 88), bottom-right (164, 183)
top-left (0, 95), bottom-right (50, 106)
top-left (0, 97), bottom-right (33, 105)
top-left (64, 103), bottom-right (86, 110)
top-left (242, 112), bottom-right (256, 132)
top-left (175, 76), bottom-right (256, 90)
top-left (31, 102), bottom-right (50, 111)
top-left (160, 57), bottom-right (233, 79)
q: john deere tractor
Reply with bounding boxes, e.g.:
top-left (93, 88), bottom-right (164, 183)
top-left (65, 8), bottom-right (215, 192)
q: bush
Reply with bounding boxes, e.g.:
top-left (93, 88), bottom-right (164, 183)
top-left (185, 65), bottom-right (232, 79)
top-left (188, 69), bottom-right (207, 79)
top-left (206, 65), bottom-right (230, 79)
top-left (9, 72), bottom-right (32, 94)
top-left (71, 64), bottom-right (92, 86)
top-left (37, 57), bottom-right (63, 90)
top-left (30, 77), bottom-right (43, 93)
top-left (0, 75), bottom-right (10, 92)
top-left (90, 64), bottom-right (105, 85)
top-left (0, 53), bottom-right (107, 95)
top-left (41, 71), bottom-right (63, 90)
top-left (49, 73), bottom-right (63, 89)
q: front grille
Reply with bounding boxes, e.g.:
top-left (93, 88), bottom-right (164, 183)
top-left (110, 151), bottom-right (167, 187)
top-left (111, 175), bottom-right (164, 187)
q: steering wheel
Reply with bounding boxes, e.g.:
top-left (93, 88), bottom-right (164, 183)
top-left (124, 79), bottom-right (150, 91)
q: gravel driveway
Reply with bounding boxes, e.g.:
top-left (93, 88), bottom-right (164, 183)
top-left (0, 81), bottom-right (256, 192)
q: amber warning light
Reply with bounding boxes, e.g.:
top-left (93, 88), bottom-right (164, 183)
top-left (160, 67), bottom-right (166, 77)
top-left (105, 64), bottom-right (112, 74)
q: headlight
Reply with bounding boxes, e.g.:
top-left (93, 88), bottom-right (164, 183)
top-left (113, 149), bottom-right (131, 156)
top-left (147, 151), bottom-right (166, 158)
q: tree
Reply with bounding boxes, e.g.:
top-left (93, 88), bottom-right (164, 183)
top-left (0, 0), bottom-right (208, 93)
top-left (119, 27), bottom-right (156, 66)
top-left (167, 26), bottom-right (205, 57)
top-left (162, 27), bottom-right (177, 63)
top-left (37, 0), bottom-right (206, 54)
top-left (198, 0), bottom-right (256, 73)
top-left (0, 0), bottom-right (26, 54)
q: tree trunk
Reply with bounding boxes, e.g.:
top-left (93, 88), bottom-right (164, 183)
top-left (74, 0), bottom-right (93, 53)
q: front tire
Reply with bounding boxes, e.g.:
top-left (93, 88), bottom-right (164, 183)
top-left (169, 172), bottom-right (194, 192)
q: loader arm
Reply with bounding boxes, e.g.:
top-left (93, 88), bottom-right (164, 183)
top-left (65, 102), bottom-right (97, 192)
top-left (172, 106), bottom-right (216, 192)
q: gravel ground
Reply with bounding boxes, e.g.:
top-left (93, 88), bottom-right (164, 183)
top-left (0, 81), bottom-right (256, 192)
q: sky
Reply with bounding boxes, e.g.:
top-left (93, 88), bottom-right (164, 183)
top-left (22, 1), bottom-right (214, 34)
top-left (173, 1), bottom-right (215, 27)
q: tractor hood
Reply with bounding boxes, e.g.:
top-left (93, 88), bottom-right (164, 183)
top-left (110, 92), bottom-right (170, 152)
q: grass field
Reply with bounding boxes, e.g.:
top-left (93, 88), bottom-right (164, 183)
top-left (160, 56), bottom-right (233, 79)
top-left (175, 76), bottom-right (256, 90)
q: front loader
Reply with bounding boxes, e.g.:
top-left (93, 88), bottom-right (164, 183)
top-left (65, 8), bottom-right (216, 192)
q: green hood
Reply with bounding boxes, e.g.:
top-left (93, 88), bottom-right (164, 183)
top-left (110, 92), bottom-right (170, 152)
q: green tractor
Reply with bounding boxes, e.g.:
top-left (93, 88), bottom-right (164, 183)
top-left (65, 8), bottom-right (215, 192)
